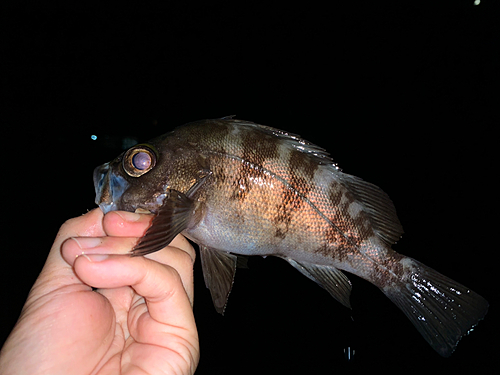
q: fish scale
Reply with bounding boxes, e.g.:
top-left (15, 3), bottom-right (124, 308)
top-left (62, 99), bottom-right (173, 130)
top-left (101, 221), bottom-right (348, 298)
top-left (93, 117), bottom-right (488, 357)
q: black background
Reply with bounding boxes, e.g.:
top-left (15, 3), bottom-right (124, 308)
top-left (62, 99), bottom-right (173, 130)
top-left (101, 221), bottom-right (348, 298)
top-left (2, 1), bottom-right (497, 374)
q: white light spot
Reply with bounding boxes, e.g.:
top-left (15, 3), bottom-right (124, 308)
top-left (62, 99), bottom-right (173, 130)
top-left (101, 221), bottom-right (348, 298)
top-left (474, 0), bottom-right (480, 5)
top-left (347, 202), bottom-right (362, 218)
top-left (400, 257), bottom-right (417, 273)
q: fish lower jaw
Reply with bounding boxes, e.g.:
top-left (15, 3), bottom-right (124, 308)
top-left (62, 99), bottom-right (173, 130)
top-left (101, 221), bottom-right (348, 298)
top-left (131, 193), bottom-right (168, 215)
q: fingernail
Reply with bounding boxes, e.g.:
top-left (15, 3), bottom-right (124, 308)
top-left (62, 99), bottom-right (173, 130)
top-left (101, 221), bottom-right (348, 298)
top-left (78, 253), bottom-right (109, 262)
top-left (71, 237), bottom-right (102, 250)
top-left (87, 254), bottom-right (109, 262)
top-left (115, 211), bottom-right (142, 222)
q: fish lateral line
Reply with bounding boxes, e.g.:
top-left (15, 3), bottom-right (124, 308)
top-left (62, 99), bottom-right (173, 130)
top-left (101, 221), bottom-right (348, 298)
top-left (207, 149), bottom-right (359, 249)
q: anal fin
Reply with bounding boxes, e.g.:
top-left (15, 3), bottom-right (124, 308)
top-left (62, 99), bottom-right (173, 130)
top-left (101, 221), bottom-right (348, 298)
top-left (287, 259), bottom-right (352, 308)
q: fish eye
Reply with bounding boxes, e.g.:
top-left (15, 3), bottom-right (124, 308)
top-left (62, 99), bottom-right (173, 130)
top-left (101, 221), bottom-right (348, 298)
top-left (132, 152), bottom-right (151, 170)
top-left (123, 145), bottom-right (157, 177)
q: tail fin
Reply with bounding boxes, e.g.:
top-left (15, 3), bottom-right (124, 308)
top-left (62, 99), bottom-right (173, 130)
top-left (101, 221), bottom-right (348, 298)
top-left (382, 258), bottom-right (488, 357)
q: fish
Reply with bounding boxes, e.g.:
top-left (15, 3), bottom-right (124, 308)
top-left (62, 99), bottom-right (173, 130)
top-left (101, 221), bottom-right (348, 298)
top-left (93, 117), bottom-right (488, 357)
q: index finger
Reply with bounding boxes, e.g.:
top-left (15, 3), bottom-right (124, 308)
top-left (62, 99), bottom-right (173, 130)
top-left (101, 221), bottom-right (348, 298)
top-left (103, 210), bottom-right (196, 262)
top-left (28, 208), bottom-right (106, 298)
top-left (102, 211), bottom-right (196, 299)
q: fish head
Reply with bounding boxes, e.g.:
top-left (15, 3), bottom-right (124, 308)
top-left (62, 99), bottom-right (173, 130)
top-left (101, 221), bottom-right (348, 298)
top-left (93, 141), bottom-right (174, 215)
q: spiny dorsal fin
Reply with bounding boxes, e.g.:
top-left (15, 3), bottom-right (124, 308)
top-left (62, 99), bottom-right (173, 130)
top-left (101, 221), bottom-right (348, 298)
top-left (222, 119), bottom-right (338, 167)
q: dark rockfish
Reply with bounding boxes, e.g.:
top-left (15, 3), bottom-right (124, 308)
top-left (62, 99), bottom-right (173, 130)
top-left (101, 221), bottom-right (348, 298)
top-left (94, 118), bottom-right (488, 356)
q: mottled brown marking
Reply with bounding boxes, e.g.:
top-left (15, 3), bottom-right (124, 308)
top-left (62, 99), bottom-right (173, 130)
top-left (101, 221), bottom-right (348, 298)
top-left (272, 153), bottom-right (315, 239)
top-left (328, 184), bottom-right (343, 207)
top-left (321, 225), bottom-right (351, 259)
top-left (288, 149), bottom-right (319, 181)
top-left (213, 165), bottom-right (227, 185)
top-left (231, 174), bottom-right (251, 201)
top-left (241, 129), bottom-right (280, 167)
top-left (273, 186), bottom-right (303, 238)
top-left (226, 129), bottom-right (282, 203)
top-left (314, 242), bottom-right (332, 257)
top-left (352, 213), bottom-right (375, 241)
top-left (368, 250), bottom-right (406, 289)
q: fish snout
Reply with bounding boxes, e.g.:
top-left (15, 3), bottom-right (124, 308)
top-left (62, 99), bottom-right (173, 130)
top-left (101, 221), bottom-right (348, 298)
top-left (94, 163), bottom-right (113, 213)
top-left (93, 163), bottom-right (129, 214)
top-left (94, 163), bottom-right (109, 197)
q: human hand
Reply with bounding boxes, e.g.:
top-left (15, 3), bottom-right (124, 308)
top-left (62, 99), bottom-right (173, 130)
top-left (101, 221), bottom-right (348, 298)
top-left (0, 208), bottom-right (199, 375)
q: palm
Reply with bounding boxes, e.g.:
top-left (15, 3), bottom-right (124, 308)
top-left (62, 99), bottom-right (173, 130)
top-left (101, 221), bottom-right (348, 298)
top-left (88, 286), bottom-right (197, 374)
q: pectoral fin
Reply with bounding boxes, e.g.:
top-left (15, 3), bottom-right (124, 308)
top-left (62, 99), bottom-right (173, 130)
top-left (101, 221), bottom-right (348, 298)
top-left (200, 245), bottom-right (238, 315)
top-left (287, 259), bottom-right (352, 308)
top-left (131, 190), bottom-right (194, 256)
top-left (131, 172), bottom-right (211, 257)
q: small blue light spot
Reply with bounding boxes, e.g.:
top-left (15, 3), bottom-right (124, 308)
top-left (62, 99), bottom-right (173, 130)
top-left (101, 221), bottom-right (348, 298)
top-left (344, 346), bottom-right (355, 362)
top-left (91, 135), bottom-right (98, 141)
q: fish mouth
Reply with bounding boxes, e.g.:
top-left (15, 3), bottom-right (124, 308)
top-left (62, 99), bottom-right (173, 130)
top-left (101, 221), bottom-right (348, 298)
top-left (94, 162), bottom-right (167, 215)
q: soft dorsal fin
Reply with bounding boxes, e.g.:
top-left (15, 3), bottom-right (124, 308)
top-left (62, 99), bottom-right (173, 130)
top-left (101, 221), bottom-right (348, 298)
top-left (339, 173), bottom-right (404, 246)
top-left (287, 258), bottom-right (352, 308)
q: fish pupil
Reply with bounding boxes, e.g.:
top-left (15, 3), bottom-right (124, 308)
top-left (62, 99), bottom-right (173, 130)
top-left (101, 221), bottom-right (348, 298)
top-left (132, 152), bottom-right (152, 170)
